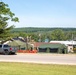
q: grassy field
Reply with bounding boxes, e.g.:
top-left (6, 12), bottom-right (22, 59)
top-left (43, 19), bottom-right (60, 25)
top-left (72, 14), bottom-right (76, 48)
top-left (0, 62), bottom-right (76, 75)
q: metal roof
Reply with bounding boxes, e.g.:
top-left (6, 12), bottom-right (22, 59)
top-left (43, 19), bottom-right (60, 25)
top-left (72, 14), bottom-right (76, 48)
top-left (39, 43), bottom-right (66, 48)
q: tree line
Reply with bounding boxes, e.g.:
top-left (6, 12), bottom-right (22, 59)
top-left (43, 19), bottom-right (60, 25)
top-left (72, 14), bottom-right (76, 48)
top-left (11, 28), bottom-right (76, 42)
top-left (11, 27), bottom-right (76, 33)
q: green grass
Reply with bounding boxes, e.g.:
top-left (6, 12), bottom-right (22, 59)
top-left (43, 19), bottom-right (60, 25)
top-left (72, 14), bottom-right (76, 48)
top-left (0, 62), bottom-right (76, 75)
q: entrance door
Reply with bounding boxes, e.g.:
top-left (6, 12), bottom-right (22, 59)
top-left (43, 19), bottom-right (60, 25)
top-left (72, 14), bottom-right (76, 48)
top-left (49, 48), bottom-right (58, 53)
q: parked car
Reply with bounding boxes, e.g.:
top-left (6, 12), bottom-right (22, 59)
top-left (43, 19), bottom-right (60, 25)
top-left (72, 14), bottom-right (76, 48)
top-left (0, 44), bottom-right (17, 55)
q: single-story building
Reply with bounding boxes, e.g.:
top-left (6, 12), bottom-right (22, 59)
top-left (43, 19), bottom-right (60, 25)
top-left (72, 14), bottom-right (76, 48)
top-left (33, 42), bottom-right (68, 54)
top-left (38, 43), bottom-right (67, 54)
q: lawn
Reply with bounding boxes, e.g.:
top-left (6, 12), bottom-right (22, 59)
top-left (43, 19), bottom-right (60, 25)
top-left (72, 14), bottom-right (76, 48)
top-left (0, 62), bottom-right (76, 75)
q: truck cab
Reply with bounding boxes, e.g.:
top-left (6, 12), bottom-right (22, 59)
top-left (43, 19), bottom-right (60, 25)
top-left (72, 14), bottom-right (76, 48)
top-left (0, 44), bottom-right (17, 55)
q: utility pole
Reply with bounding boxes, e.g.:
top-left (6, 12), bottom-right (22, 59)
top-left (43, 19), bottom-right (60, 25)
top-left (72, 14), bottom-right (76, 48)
top-left (26, 36), bottom-right (29, 50)
top-left (72, 33), bottom-right (74, 52)
top-left (72, 33), bottom-right (73, 44)
top-left (39, 34), bottom-right (41, 42)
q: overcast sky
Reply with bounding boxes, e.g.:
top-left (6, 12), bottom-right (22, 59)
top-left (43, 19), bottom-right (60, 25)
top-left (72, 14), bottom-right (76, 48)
top-left (2, 0), bottom-right (76, 28)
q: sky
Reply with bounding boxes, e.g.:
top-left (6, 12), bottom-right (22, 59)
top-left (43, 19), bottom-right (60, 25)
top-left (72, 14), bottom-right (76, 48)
top-left (2, 0), bottom-right (76, 28)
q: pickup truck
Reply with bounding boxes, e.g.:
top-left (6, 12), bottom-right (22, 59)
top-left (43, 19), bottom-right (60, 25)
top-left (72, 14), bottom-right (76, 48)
top-left (0, 44), bottom-right (17, 55)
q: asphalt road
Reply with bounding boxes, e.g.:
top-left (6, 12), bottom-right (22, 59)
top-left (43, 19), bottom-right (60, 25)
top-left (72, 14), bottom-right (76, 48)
top-left (0, 53), bottom-right (76, 65)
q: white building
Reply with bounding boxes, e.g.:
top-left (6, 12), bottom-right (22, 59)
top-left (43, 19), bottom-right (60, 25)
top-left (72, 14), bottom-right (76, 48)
top-left (50, 41), bottom-right (76, 52)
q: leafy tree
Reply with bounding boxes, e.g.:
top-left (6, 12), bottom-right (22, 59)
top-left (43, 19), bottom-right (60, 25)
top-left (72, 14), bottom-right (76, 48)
top-left (65, 31), bottom-right (76, 41)
top-left (51, 29), bottom-right (65, 40)
top-left (0, 2), bottom-right (19, 42)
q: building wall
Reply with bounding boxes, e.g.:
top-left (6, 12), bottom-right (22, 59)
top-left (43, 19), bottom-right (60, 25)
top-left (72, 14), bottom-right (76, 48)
top-left (67, 45), bottom-right (73, 53)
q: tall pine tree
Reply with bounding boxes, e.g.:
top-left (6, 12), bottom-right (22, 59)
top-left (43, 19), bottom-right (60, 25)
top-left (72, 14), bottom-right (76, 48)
top-left (0, 1), bottom-right (19, 43)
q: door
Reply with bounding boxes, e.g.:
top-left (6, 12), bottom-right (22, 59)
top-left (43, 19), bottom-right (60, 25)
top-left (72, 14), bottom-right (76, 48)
top-left (0, 45), bottom-right (2, 53)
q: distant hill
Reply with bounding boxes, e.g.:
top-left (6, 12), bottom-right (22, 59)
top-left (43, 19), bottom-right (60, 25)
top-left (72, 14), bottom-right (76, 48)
top-left (11, 27), bottom-right (76, 33)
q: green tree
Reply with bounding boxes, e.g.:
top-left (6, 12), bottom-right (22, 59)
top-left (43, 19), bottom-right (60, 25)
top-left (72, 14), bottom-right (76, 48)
top-left (0, 2), bottom-right (19, 42)
top-left (51, 29), bottom-right (65, 40)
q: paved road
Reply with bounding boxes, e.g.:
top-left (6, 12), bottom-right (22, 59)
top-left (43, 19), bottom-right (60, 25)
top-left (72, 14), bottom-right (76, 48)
top-left (0, 53), bottom-right (76, 65)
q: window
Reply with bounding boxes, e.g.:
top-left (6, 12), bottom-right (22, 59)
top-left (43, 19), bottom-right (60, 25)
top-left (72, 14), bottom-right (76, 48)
top-left (73, 45), bottom-right (76, 48)
top-left (4, 45), bottom-right (10, 47)
top-left (0, 45), bottom-right (2, 48)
